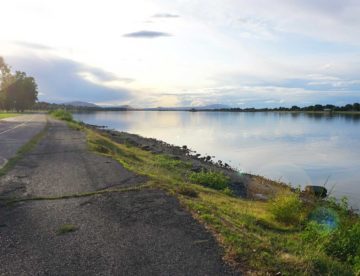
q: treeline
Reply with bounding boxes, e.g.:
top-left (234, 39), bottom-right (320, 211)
top-left (32, 102), bottom-right (129, 111)
top-left (213, 103), bottom-right (360, 112)
top-left (0, 57), bottom-right (38, 112)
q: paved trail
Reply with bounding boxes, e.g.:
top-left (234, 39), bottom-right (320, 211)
top-left (0, 117), bottom-right (236, 275)
top-left (0, 114), bottom-right (47, 168)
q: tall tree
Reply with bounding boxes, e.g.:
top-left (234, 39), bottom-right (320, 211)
top-left (0, 57), bottom-right (38, 111)
top-left (0, 57), bottom-right (13, 110)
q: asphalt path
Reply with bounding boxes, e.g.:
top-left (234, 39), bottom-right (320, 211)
top-left (0, 117), bottom-right (236, 275)
top-left (0, 114), bottom-right (47, 168)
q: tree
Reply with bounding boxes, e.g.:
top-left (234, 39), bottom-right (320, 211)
top-left (0, 57), bottom-right (13, 110)
top-left (0, 57), bottom-right (38, 111)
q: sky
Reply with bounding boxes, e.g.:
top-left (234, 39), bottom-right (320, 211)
top-left (1, 0), bottom-right (360, 108)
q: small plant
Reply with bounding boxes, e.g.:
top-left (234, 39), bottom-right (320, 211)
top-left (189, 169), bottom-right (230, 190)
top-left (50, 109), bottom-right (73, 121)
top-left (177, 185), bottom-right (198, 197)
top-left (57, 224), bottom-right (78, 235)
top-left (269, 191), bottom-right (304, 225)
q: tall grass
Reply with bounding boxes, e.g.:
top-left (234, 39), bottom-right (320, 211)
top-left (189, 170), bottom-right (230, 190)
top-left (269, 191), bottom-right (305, 225)
top-left (49, 109), bottom-right (73, 121)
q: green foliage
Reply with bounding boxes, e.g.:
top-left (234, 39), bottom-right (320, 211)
top-left (269, 192), bottom-right (304, 225)
top-left (0, 58), bottom-right (38, 111)
top-left (325, 222), bottom-right (360, 265)
top-left (154, 155), bottom-right (191, 170)
top-left (189, 170), bottom-right (230, 190)
top-left (301, 221), bottom-right (332, 246)
top-left (50, 109), bottom-right (73, 121)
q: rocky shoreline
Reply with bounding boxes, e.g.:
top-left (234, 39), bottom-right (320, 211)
top-left (86, 123), bottom-right (290, 200)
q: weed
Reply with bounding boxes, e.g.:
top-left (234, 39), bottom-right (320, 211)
top-left (57, 224), bottom-right (78, 235)
top-left (269, 191), bottom-right (304, 225)
top-left (189, 170), bottom-right (230, 190)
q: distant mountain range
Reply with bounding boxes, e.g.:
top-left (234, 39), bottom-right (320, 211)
top-left (61, 101), bottom-right (230, 110)
top-left (63, 101), bottom-right (99, 108)
top-left (142, 104), bottom-right (231, 111)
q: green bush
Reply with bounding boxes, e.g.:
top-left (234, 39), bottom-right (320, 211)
top-left (325, 222), bottom-right (360, 265)
top-left (301, 220), bottom-right (331, 244)
top-left (269, 192), bottom-right (304, 225)
top-left (50, 109), bottom-right (73, 121)
top-left (189, 170), bottom-right (230, 190)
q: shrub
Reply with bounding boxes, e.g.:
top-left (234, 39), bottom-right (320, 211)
top-left (325, 221), bottom-right (360, 265)
top-left (189, 170), bottom-right (230, 190)
top-left (50, 109), bottom-right (73, 121)
top-left (269, 192), bottom-right (304, 225)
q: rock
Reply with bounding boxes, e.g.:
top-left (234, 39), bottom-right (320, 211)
top-left (141, 145), bottom-right (150, 151)
top-left (253, 193), bottom-right (268, 201)
top-left (304, 186), bottom-right (327, 198)
top-left (191, 165), bottom-right (204, 173)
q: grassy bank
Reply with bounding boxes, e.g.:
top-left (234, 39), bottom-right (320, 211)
top-left (55, 110), bottom-right (360, 275)
top-left (0, 112), bottom-right (19, 119)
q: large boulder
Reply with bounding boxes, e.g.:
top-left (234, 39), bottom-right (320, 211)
top-left (304, 186), bottom-right (327, 198)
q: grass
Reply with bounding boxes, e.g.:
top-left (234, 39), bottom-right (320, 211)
top-left (0, 122), bottom-right (48, 176)
top-left (49, 109), bottom-right (73, 121)
top-left (79, 124), bottom-right (359, 275)
top-left (57, 224), bottom-right (78, 235)
top-left (0, 112), bottom-right (19, 119)
top-left (189, 170), bottom-right (230, 190)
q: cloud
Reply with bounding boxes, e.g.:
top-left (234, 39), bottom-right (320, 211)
top-left (6, 55), bottom-right (134, 104)
top-left (13, 41), bottom-right (53, 50)
top-left (152, 13), bottom-right (179, 18)
top-left (123, 30), bottom-right (171, 38)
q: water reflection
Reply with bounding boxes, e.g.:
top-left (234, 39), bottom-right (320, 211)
top-left (73, 111), bottom-right (360, 210)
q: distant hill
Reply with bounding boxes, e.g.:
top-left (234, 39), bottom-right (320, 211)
top-left (142, 104), bottom-right (231, 111)
top-left (63, 101), bottom-right (99, 108)
top-left (197, 104), bottom-right (230, 110)
top-left (104, 105), bottom-right (133, 110)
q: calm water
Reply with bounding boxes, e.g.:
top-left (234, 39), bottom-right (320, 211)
top-left (73, 111), bottom-right (360, 209)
